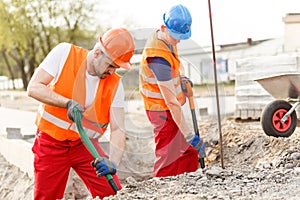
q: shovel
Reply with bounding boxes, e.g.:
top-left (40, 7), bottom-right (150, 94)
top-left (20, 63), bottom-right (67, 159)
top-left (74, 108), bottom-right (119, 193)
top-left (182, 79), bottom-right (206, 169)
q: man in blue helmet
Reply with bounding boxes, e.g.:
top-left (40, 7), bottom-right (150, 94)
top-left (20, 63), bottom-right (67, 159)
top-left (139, 4), bottom-right (206, 177)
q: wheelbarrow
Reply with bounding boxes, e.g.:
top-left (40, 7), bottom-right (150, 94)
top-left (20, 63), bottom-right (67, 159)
top-left (255, 73), bottom-right (300, 137)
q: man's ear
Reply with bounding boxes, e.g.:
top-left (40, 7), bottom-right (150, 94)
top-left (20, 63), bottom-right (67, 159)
top-left (94, 48), bottom-right (101, 58)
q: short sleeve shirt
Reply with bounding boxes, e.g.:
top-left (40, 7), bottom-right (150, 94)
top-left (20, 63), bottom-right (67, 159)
top-left (38, 42), bottom-right (125, 108)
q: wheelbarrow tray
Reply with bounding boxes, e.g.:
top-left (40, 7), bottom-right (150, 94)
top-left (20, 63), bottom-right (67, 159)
top-left (255, 72), bottom-right (300, 99)
top-left (255, 73), bottom-right (300, 138)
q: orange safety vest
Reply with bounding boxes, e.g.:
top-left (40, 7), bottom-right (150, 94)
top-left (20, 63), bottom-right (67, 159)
top-left (140, 30), bottom-right (186, 111)
top-left (36, 44), bottom-right (120, 141)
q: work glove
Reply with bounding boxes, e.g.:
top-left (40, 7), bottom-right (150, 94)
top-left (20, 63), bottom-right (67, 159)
top-left (188, 134), bottom-right (206, 158)
top-left (91, 158), bottom-right (117, 177)
top-left (180, 76), bottom-right (193, 94)
top-left (66, 100), bottom-right (84, 122)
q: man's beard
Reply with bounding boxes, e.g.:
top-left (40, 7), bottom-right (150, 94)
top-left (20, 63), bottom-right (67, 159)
top-left (98, 72), bottom-right (111, 79)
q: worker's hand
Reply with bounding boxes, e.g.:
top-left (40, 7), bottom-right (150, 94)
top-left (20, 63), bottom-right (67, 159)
top-left (188, 134), bottom-right (206, 158)
top-left (66, 100), bottom-right (84, 122)
top-left (180, 76), bottom-right (193, 94)
top-left (91, 158), bottom-right (117, 177)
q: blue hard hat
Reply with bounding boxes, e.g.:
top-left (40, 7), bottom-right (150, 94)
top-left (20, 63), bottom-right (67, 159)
top-left (163, 4), bottom-right (192, 40)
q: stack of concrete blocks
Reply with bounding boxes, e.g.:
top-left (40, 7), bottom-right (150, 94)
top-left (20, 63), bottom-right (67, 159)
top-left (235, 54), bottom-right (300, 119)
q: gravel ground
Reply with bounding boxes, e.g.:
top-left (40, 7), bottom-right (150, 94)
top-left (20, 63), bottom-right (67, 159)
top-left (108, 165), bottom-right (300, 200)
top-left (1, 89), bottom-right (300, 200)
top-left (102, 118), bottom-right (300, 200)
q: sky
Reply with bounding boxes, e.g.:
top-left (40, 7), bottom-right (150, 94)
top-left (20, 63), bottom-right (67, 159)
top-left (97, 0), bottom-right (300, 46)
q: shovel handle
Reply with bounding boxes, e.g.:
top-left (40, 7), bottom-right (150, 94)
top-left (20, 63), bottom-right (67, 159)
top-left (74, 109), bottom-right (119, 193)
top-left (189, 99), bottom-right (206, 169)
top-left (184, 80), bottom-right (206, 169)
top-left (199, 158), bottom-right (205, 169)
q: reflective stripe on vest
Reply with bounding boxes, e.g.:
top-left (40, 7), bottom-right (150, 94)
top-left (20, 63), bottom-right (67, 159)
top-left (38, 106), bottom-right (70, 129)
top-left (69, 124), bottom-right (105, 139)
top-left (139, 30), bottom-right (186, 111)
top-left (140, 82), bottom-right (182, 99)
top-left (38, 106), bottom-right (109, 139)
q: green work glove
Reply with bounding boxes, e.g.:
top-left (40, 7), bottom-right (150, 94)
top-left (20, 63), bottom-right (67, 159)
top-left (66, 100), bottom-right (84, 122)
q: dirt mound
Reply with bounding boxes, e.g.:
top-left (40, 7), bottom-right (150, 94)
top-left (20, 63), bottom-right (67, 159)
top-left (104, 118), bottom-right (300, 200)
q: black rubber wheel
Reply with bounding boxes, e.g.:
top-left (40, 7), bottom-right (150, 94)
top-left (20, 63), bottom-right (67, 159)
top-left (261, 100), bottom-right (297, 137)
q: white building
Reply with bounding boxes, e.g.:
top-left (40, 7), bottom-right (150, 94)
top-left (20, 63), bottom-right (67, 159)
top-left (127, 13), bottom-right (300, 119)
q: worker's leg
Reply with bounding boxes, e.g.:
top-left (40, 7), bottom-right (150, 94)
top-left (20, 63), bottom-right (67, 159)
top-left (146, 110), bottom-right (198, 177)
top-left (32, 130), bottom-right (71, 200)
top-left (175, 134), bottom-right (199, 175)
top-left (70, 138), bottom-right (122, 199)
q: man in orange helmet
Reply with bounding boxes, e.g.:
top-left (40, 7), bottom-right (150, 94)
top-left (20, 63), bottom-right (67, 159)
top-left (27, 28), bottom-right (135, 199)
top-left (140, 4), bottom-right (206, 177)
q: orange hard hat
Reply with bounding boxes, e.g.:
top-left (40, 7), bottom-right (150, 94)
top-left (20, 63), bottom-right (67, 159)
top-left (99, 28), bottom-right (135, 70)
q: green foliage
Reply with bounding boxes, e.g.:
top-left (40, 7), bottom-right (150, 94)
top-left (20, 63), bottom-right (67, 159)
top-left (0, 0), bottom-right (105, 89)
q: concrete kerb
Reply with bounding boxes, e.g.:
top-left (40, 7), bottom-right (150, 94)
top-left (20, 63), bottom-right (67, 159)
top-left (0, 107), bottom-right (36, 179)
top-left (0, 107), bottom-right (154, 182)
top-left (0, 136), bottom-right (34, 178)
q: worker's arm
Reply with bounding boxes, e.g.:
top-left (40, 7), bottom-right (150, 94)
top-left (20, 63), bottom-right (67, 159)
top-left (109, 107), bottom-right (126, 167)
top-left (27, 67), bottom-right (69, 108)
top-left (147, 57), bottom-right (192, 137)
top-left (179, 62), bottom-right (185, 75)
top-left (157, 80), bottom-right (191, 138)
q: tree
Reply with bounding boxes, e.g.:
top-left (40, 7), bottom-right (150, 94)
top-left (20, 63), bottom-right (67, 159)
top-left (0, 0), bottom-right (103, 90)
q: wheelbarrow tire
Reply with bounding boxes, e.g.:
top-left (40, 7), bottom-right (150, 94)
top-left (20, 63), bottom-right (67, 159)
top-left (261, 100), bottom-right (297, 138)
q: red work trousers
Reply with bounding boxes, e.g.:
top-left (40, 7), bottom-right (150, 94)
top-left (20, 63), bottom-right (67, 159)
top-left (32, 130), bottom-right (121, 200)
top-left (146, 110), bottom-right (199, 177)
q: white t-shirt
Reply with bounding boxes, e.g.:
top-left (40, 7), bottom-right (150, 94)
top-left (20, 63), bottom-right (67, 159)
top-left (38, 42), bottom-right (125, 108)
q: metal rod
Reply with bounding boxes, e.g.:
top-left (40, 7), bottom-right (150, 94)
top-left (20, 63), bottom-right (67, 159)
top-left (208, 0), bottom-right (224, 168)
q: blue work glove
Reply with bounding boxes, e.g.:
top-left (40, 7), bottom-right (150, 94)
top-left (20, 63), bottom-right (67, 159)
top-left (188, 134), bottom-right (206, 158)
top-left (66, 100), bottom-right (84, 122)
top-left (91, 158), bottom-right (117, 177)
